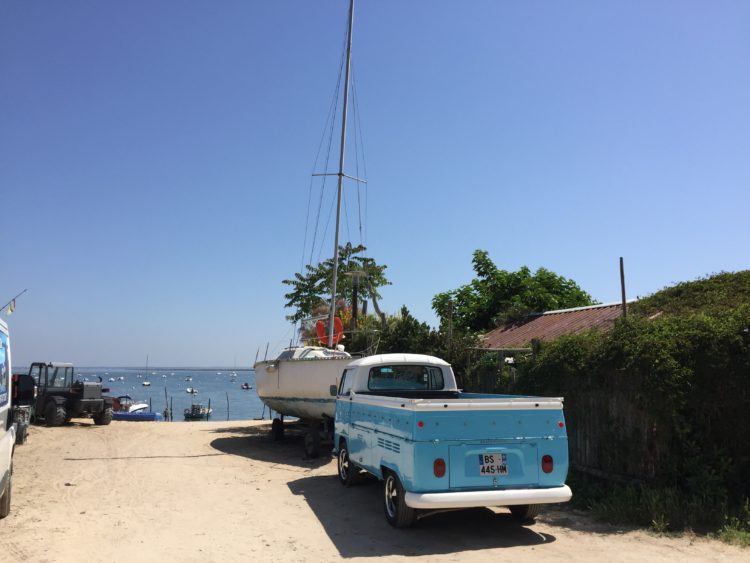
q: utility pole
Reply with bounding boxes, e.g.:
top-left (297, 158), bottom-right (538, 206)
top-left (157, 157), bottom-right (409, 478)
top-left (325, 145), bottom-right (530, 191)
top-left (620, 257), bottom-right (627, 318)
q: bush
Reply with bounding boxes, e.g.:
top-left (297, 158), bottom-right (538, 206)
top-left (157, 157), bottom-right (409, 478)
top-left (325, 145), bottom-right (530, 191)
top-left (510, 272), bottom-right (750, 533)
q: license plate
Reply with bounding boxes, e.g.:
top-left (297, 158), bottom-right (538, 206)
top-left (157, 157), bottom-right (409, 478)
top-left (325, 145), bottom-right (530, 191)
top-left (478, 453), bottom-right (508, 476)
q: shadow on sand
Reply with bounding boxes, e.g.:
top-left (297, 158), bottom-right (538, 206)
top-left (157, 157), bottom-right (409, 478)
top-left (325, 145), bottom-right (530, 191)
top-left (287, 474), bottom-right (555, 558)
top-left (208, 421), bottom-right (332, 470)
top-left (209, 423), bottom-right (556, 556)
top-left (207, 423), bottom-right (637, 551)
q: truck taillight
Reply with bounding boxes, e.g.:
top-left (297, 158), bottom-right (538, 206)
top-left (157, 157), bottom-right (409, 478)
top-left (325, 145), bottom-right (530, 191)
top-left (541, 455), bottom-right (554, 473)
top-left (433, 458), bottom-right (446, 478)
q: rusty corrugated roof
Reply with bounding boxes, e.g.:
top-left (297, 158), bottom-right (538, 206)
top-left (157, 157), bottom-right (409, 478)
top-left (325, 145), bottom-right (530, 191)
top-left (482, 303), bottom-right (626, 349)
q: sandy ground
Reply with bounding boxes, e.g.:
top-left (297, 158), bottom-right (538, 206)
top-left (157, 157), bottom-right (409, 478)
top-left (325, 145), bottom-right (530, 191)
top-left (1, 420), bottom-right (747, 563)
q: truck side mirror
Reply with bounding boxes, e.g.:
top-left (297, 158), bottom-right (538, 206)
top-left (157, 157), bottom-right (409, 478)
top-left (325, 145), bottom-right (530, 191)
top-left (329, 385), bottom-right (338, 396)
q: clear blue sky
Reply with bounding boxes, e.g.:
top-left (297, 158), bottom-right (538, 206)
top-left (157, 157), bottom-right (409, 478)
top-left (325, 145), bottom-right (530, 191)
top-left (3, 1), bottom-right (749, 367)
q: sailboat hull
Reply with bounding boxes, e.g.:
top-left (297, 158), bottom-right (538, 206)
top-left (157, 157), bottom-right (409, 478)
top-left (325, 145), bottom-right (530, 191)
top-left (254, 357), bottom-right (352, 420)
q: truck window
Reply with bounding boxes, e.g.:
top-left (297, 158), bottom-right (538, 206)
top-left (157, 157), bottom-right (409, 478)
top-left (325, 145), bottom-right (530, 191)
top-left (339, 368), bottom-right (355, 396)
top-left (368, 365), bottom-right (445, 391)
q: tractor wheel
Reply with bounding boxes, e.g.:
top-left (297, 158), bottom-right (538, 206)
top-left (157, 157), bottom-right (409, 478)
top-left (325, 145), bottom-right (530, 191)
top-left (94, 408), bottom-right (113, 426)
top-left (0, 462), bottom-right (12, 519)
top-left (45, 402), bottom-right (66, 427)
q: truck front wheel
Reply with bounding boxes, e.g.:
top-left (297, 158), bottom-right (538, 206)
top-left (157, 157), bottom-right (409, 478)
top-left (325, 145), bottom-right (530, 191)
top-left (383, 471), bottom-right (416, 528)
top-left (337, 440), bottom-right (359, 487)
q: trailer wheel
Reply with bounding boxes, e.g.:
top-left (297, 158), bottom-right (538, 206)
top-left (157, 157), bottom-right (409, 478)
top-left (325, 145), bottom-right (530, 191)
top-left (0, 462), bottom-right (11, 519)
top-left (94, 407), bottom-right (113, 426)
top-left (510, 504), bottom-right (542, 521)
top-left (45, 401), bottom-right (66, 427)
top-left (304, 428), bottom-right (321, 458)
top-left (383, 471), bottom-right (416, 528)
top-left (271, 418), bottom-right (284, 441)
top-left (337, 440), bottom-right (359, 487)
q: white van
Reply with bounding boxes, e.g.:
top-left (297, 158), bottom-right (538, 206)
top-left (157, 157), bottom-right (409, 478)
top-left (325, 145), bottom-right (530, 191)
top-left (0, 318), bottom-right (15, 518)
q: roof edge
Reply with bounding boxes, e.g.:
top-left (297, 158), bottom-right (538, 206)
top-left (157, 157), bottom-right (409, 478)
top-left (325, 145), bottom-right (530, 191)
top-left (541, 300), bottom-right (638, 316)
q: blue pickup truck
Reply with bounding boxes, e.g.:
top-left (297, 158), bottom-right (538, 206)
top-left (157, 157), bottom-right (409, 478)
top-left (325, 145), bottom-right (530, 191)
top-left (333, 353), bottom-right (572, 527)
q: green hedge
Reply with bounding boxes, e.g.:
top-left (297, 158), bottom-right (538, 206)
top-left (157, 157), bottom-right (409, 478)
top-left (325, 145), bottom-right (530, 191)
top-left (512, 303), bottom-right (750, 531)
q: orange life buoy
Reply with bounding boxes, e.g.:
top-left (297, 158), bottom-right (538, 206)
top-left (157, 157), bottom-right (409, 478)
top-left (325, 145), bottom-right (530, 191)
top-left (316, 317), bottom-right (344, 345)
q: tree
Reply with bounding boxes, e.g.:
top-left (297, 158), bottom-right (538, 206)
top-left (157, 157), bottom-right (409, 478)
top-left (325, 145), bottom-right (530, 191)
top-left (346, 306), bottom-right (479, 387)
top-left (282, 243), bottom-right (390, 323)
top-left (432, 250), bottom-right (595, 333)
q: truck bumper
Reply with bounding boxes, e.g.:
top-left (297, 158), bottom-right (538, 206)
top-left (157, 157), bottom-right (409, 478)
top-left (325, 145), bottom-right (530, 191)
top-left (404, 484), bottom-right (572, 510)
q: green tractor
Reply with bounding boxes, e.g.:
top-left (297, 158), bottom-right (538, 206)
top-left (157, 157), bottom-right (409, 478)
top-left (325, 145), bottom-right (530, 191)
top-left (29, 362), bottom-right (113, 426)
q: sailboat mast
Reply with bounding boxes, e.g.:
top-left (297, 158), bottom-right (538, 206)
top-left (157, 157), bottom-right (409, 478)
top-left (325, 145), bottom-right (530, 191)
top-left (328, 0), bottom-right (355, 348)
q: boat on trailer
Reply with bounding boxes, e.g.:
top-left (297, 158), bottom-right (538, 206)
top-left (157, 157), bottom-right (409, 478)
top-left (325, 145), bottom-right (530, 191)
top-left (254, 345), bottom-right (352, 419)
top-left (253, 0), bottom-right (366, 459)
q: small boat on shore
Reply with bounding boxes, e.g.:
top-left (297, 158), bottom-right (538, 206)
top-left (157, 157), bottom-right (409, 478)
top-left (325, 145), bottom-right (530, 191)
top-left (184, 403), bottom-right (212, 421)
top-left (112, 395), bottom-right (163, 422)
top-left (113, 410), bottom-right (163, 422)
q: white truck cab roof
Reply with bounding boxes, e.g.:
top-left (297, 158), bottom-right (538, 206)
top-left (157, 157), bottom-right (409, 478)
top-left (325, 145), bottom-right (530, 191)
top-left (346, 353), bottom-right (451, 369)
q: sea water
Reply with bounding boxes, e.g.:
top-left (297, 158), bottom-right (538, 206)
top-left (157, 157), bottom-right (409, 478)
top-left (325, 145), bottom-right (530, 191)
top-left (74, 367), bottom-right (266, 422)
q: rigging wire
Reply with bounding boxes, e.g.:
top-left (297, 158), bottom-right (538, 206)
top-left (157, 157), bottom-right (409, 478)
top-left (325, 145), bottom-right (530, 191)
top-left (296, 8), bottom-right (375, 343)
top-left (308, 38), bottom-right (347, 268)
top-left (351, 64), bottom-right (367, 251)
top-left (302, 71), bottom-right (340, 274)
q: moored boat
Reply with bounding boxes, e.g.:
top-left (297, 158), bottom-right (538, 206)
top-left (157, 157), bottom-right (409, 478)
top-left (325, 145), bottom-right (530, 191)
top-left (184, 403), bottom-right (211, 421)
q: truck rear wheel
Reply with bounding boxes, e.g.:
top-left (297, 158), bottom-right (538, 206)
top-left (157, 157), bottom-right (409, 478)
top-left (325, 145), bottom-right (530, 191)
top-left (337, 440), bottom-right (359, 487)
top-left (0, 463), bottom-right (11, 519)
top-left (510, 504), bottom-right (542, 521)
top-left (94, 407), bottom-right (113, 426)
top-left (45, 402), bottom-right (66, 427)
top-left (383, 471), bottom-right (416, 528)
